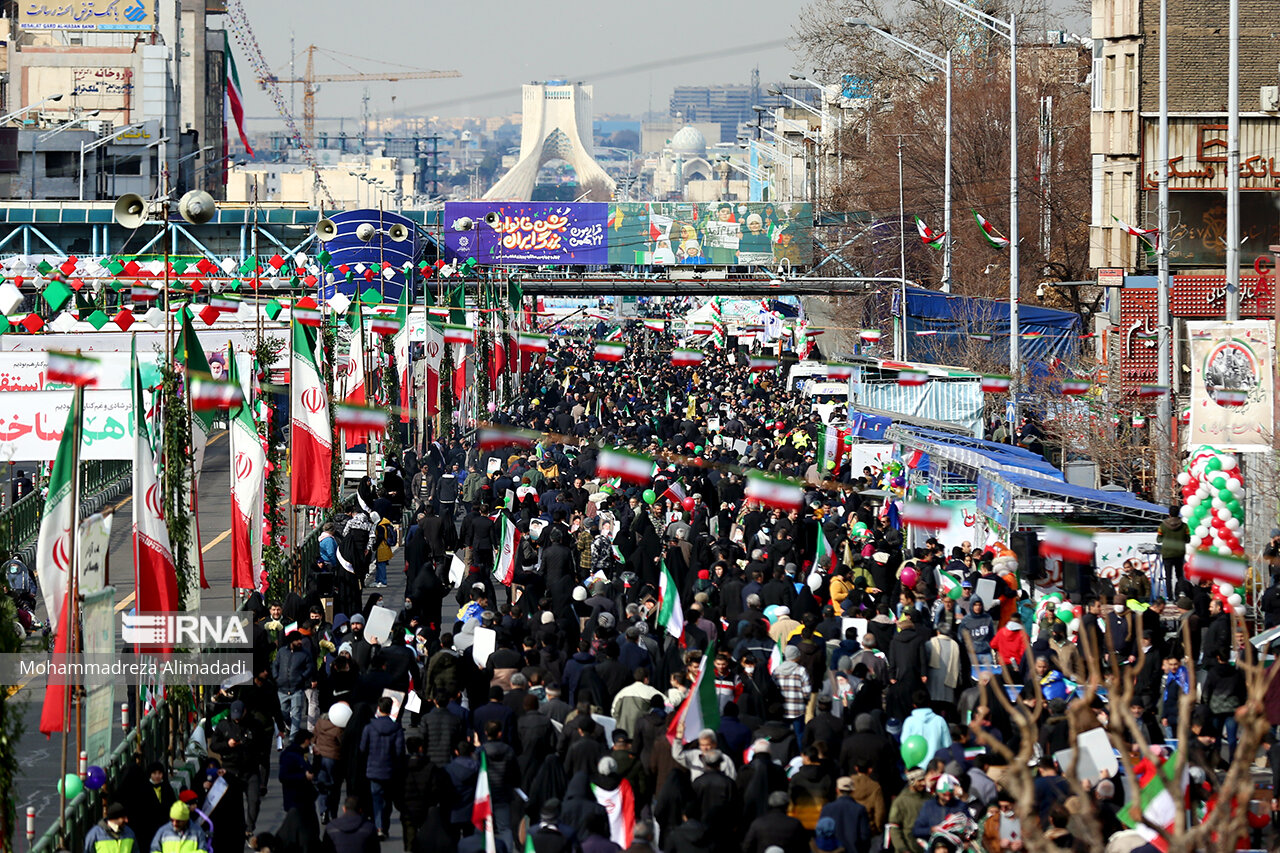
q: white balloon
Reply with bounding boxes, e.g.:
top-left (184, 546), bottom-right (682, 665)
top-left (1217, 507), bottom-right (1233, 520)
top-left (1212, 498), bottom-right (1225, 510)
top-left (329, 701), bottom-right (352, 728)
top-left (1226, 517), bottom-right (1241, 530)
top-left (1190, 535), bottom-right (1202, 546)
top-left (1195, 526), bottom-right (1209, 539)
top-left (1180, 505), bottom-right (1193, 519)
top-left (1176, 472), bottom-right (1191, 486)
top-left (1235, 605), bottom-right (1246, 616)
top-left (1221, 455), bottom-right (1238, 470)
top-left (1069, 618), bottom-right (1081, 633)
top-left (1219, 581), bottom-right (1235, 595)
top-left (1218, 544), bottom-right (1234, 556)
top-left (1227, 479), bottom-right (1243, 494)
top-left (1228, 593), bottom-right (1243, 606)
top-left (1188, 495), bottom-right (1202, 507)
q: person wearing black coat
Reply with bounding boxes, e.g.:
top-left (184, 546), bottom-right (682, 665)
top-left (737, 743), bottom-right (788, 822)
top-left (663, 801), bottom-right (714, 853)
top-left (399, 737), bottom-right (452, 851)
top-left (690, 752), bottom-right (741, 853)
top-left (1201, 599), bottom-right (1232, 666)
top-left (742, 791), bottom-right (807, 853)
top-left (419, 694), bottom-right (466, 768)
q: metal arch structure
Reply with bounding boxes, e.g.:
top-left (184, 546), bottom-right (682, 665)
top-left (513, 275), bottom-right (908, 297)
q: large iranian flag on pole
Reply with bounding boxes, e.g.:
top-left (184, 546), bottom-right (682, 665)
top-left (229, 344), bottom-right (265, 590)
top-left (224, 31), bottom-right (253, 157)
top-left (291, 319), bottom-right (332, 508)
top-left (666, 640), bottom-right (720, 742)
top-left (472, 749), bottom-right (497, 853)
top-left (593, 781), bottom-right (636, 847)
top-left (815, 422), bottom-right (840, 474)
top-left (657, 560), bottom-right (685, 642)
top-left (131, 335), bottom-right (179, 614)
top-left (492, 513), bottom-right (520, 585)
top-left (342, 304), bottom-right (370, 449)
top-left (176, 314), bottom-right (212, 604)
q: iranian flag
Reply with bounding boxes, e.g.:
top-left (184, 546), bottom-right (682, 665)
top-left (291, 296), bottom-right (322, 327)
top-left (937, 568), bottom-right (963, 600)
top-left (131, 335), bottom-right (180, 617)
top-left (224, 31), bottom-right (254, 156)
top-left (981, 374), bottom-right (1011, 393)
top-left (970, 333), bottom-right (993, 342)
top-left (1120, 751), bottom-right (1183, 851)
top-left (973, 209), bottom-right (1010, 249)
top-left (666, 640), bottom-right (720, 742)
top-left (593, 781), bottom-right (636, 848)
top-left (472, 749), bottom-right (497, 853)
top-left (228, 344), bottom-right (265, 590)
top-left (424, 316), bottom-right (444, 416)
top-left (1061, 378), bottom-right (1092, 395)
top-left (492, 513), bottom-right (520, 585)
top-left (902, 501), bottom-right (952, 530)
top-left (211, 294), bottom-right (242, 313)
top-left (518, 332), bottom-right (550, 353)
top-left (749, 355), bottom-right (778, 372)
top-left (597, 448), bottom-right (654, 485)
top-left (1136, 384), bottom-right (1168, 399)
top-left (671, 348), bottom-right (704, 367)
top-left (745, 472), bottom-right (803, 511)
top-left (595, 341), bottom-right (626, 362)
top-left (1039, 523), bottom-right (1095, 563)
top-left (814, 527), bottom-right (837, 579)
top-left (1214, 388), bottom-right (1248, 406)
top-left (290, 320), bottom-right (332, 508)
top-left (661, 478), bottom-right (687, 504)
top-left (35, 385), bottom-right (79, 736)
top-left (859, 329), bottom-right (882, 344)
top-left (47, 351), bottom-right (100, 387)
top-left (1112, 214), bottom-right (1158, 247)
top-left (341, 310), bottom-right (370, 449)
top-left (657, 560), bottom-right (685, 642)
top-left (897, 369), bottom-right (929, 387)
top-left (914, 215), bottom-right (946, 250)
top-left (368, 313), bottom-right (402, 336)
top-left (644, 319), bottom-right (665, 332)
top-left (1187, 550), bottom-right (1248, 586)
top-left (335, 403), bottom-right (389, 435)
top-left (815, 422), bottom-right (841, 473)
top-left (189, 374), bottom-right (245, 410)
top-left (444, 324), bottom-right (474, 346)
top-left (477, 426), bottom-right (539, 452)
top-left (827, 362), bottom-right (855, 381)
top-left (132, 283), bottom-right (160, 302)
top-left (604, 326), bottom-right (625, 342)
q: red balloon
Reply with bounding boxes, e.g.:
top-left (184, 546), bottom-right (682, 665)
top-left (681, 496), bottom-right (695, 512)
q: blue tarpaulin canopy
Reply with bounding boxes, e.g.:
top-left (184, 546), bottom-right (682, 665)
top-left (899, 287), bottom-right (1080, 364)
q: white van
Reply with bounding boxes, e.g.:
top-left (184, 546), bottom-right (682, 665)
top-left (803, 381), bottom-right (851, 424)
top-left (786, 361), bottom-right (831, 392)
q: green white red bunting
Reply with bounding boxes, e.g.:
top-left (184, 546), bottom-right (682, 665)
top-left (334, 403), bottom-right (388, 435)
top-left (748, 356), bottom-right (778, 372)
top-left (859, 329), bottom-right (882, 343)
top-left (745, 472), bottom-right (803, 510)
top-left (902, 501), bottom-right (952, 529)
top-left (443, 324), bottom-right (474, 346)
top-left (827, 362), bottom-right (855, 381)
top-left (189, 374), bottom-right (245, 410)
top-left (981, 374), bottom-right (1011, 393)
top-left (492, 513), bottom-right (520, 585)
top-left (897, 369), bottom-right (929, 387)
top-left (671, 348), bottom-right (704, 367)
top-left (46, 351), bottom-right (100, 387)
top-left (657, 560), bottom-right (685, 641)
top-left (1039, 523), bottom-right (1095, 563)
top-left (477, 426), bottom-right (540, 451)
top-left (368, 313), bottom-right (402, 336)
top-left (594, 341), bottom-right (626, 362)
top-left (973, 209), bottom-right (1010, 249)
top-left (1060, 379), bottom-right (1091, 395)
top-left (1136, 384), bottom-right (1168, 398)
top-left (517, 332), bottom-right (550, 353)
top-left (597, 448), bottom-right (654, 484)
top-left (1187, 550), bottom-right (1248, 586)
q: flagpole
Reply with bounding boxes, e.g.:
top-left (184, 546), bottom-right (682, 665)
top-left (58, 383), bottom-right (84, 846)
top-left (288, 316), bottom-right (297, 579)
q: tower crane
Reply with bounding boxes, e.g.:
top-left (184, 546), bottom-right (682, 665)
top-left (267, 45), bottom-right (461, 149)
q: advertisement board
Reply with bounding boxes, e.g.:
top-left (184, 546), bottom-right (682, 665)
top-left (1186, 320), bottom-right (1274, 452)
top-left (443, 201), bottom-right (813, 268)
top-left (0, 390), bottom-right (135, 461)
top-left (20, 0), bottom-right (156, 31)
top-left (443, 202), bottom-right (608, 266)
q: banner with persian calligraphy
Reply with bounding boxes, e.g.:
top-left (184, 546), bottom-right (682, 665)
top-left (20, 0), bottom-right (156, 31)
top-left (443, 202), bottom-right (607, 266)
top-left (1186, 320), bottom-right (1274, 453)
top-left (0, 390), bottom-right (134, 461)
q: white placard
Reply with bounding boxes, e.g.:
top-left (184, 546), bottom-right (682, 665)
top-left (79, 512), bottom-right (113, 594)
top-left (592, 713), bottom-right (617, 745)
top-left (975, 578), bottom-right (998, 611)
top-left (1051, 727), bottom-right (1117, 784)
top-left (472, 626), bottom-right (497, 667)
top-left (733, 439), bottom-right (749, 455)
top-left (203, 776), bottom-right (229, 813)
top-left (1, 389), bottom-right (136, 461)
top-left (841, 617), bottom-right (869, 641)
top-left (448, 553), bottom-right (467, 587)
top-left (381, 689), bottom-right (406, 720)
top-left (364, 605), bottom-right (397, 646)
top-left (403, 690), bottom-right (423, 715)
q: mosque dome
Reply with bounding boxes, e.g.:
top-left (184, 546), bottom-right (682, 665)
top-left (669, 125), bottom-right (707, 158)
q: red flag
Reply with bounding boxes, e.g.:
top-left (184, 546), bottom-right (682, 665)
top-left (39, 592), bottom-right (70, 735)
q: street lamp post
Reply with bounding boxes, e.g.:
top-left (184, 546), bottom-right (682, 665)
top-left (0, 93), bottom-right (64, 126)
top-left (790, 74), bottom-right (844, 186)
top-left (932, 0), bottom-right (1018, 388)
top-left (845, 20), bottom-right (952, 295)
top-left (79, 122), bottom-right (146, 201)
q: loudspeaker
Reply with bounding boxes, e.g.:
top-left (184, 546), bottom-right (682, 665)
top-left (483, 211), bottom-right (501, 228)
top-left (315, 218), bottom-right (338, 242)
top-left (355, 222), bottom-right (376, 242)
top-left (177, 190), bottom-right (215, 225)
top-left (112, 194), bottom-right (147, 228)
top-left (1010, 530), bottom-right (1043, 580)
top-left (387, 223), bottom-right (409, 242)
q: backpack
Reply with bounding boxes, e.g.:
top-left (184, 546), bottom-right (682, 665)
top-left (375, 520), bottom-right (396, 562)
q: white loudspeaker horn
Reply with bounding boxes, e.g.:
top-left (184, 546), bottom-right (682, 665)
top-left (112, 193), bottom-right (147, 228)
top-left (355, 222), bottom-right (376, 242)
top-left (483, 211), bottom-right (501, 228)
top-left (178, 190), bottom-right (216, 225)
top-left (315, 218), bottom-right (338, 242)
top-left (387, 223), bottom-right (409, 242)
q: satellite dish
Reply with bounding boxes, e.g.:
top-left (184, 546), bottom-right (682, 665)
top-left (112, 194), bottom-right (147, 228)
top-left (387, 223), bottom-right (409, 243)
top-left (315, 218), bottom-right (338, 242)
top-left (355, 222), bottom-right (376, 242)
top-left (177, 190), bottom-right (215, 225)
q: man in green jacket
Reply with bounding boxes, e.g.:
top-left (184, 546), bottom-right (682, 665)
top-left (888, 767), bottom-right (930, 853)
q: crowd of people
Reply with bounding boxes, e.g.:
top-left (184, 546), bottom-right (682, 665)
top-left (95, 323), bottom-right (1270, 853)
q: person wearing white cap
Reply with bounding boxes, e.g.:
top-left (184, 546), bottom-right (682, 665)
top-left (912, 772), bottom-right (971, 841)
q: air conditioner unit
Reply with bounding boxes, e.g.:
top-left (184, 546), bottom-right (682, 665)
top-left (1261, 85), bottom-right (1280, 112)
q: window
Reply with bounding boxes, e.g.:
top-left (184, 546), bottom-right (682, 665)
top-left (43, 151), bottom-right (77, 179)
top-left (1122, 54), bottom-right (1136, 110)
top-left (1103, 55), bottom-right (1116, 110)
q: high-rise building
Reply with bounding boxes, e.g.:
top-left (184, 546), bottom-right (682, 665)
top-left (669, 83), bottom-right (759, 144)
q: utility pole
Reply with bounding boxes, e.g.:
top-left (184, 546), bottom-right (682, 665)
top-left (1155, 0), bottom-right (1172, 499)
top-left (1225, 0), bottom-right (1240, 320)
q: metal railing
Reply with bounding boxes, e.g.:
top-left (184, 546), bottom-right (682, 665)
top-left (0, 461), bottom-right (131, 565)
top-left (31, 700), bottom-right (172, 853)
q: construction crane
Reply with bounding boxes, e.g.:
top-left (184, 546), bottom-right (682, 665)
top-left (267, 45), bottom-right (460, 149)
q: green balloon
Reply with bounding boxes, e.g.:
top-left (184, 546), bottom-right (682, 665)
top-left (1056, 606), bottom-right (1074, 624)
top-left (59, 773), bottom-right (83, 800)
top-left (643, 489), bottom-right (657, 505)
top-left (901, 735), bottom-right (929, 769)
top-left (694, 445), bottom-right (704, 454)
top-left (1219, 488), bottom-right (1233, 501)
top-left (1206, 458), bottom-right (1223, 472)
top-left (948, 586), bottom-right (962, 601)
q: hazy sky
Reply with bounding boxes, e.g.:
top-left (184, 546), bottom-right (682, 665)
top-left (236, 0), bottom-right (1087, 127)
